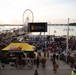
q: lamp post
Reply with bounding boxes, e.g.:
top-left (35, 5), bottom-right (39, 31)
top-left (66, 18), bottom-right (69, 63)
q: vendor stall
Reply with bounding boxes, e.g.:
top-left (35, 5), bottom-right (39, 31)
top-left (1, 42), bottom-right (35, 64)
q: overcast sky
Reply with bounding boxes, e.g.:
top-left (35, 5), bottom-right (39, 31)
top-left (0, 0), bottom-right (76, 24)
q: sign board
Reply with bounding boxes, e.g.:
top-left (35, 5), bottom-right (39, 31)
top-left (28, 22), bottom-right (47, 32)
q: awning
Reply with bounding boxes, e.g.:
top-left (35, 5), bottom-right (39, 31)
top-left (2, 42), bottom-right (35, 52)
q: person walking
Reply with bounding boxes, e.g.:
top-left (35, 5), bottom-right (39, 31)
top-left (53, 61), bottom-right (57, 73)
top-left (34, 70), bottom-right (39, 75)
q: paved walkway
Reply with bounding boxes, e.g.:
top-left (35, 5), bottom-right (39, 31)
top-left (0, 52), bottom-right (72, 75)
top-left (0, 69), bottom-right (72, 75)
top-left (0, 58), bottom-right (71, 70)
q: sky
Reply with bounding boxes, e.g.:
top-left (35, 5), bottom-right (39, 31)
top-left (0, 0), bottom-right (76, 24)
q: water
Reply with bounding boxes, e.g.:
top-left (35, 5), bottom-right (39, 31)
top-left (0, 25), bottom-right (76, 36)
top-left (32, 25), bottom-right (76, 36)
top-left (47, 25), bottom-right (76, 36)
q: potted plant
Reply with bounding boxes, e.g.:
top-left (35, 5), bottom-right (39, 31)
top-left (40, 57), bottom-right (46, 68)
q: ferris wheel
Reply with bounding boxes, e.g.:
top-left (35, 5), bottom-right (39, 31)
top-left (22, 9), bottom-right (34, 25)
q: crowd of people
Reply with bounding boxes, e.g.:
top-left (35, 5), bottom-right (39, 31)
top-left (0, 30), bottom-right (76, 52)
top-left (0, 29), bottom-right (76, 74)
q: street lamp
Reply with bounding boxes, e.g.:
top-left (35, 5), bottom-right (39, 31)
top-left (66, 18), bottom-right (69, 63)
